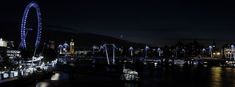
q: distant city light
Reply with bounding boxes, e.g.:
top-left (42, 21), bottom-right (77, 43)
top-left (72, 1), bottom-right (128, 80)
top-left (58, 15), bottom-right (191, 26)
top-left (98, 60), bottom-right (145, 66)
top-left (216, 52), bottom-right (221, 56)
top-left (231, 45), bottom-right (234, 48)
top-left (0, 38), bottom-right (7, 47)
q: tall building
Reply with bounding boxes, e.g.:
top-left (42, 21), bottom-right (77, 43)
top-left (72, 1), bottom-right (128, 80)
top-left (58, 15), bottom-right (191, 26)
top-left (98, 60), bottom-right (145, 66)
top-left (70, 39), bottom-right (75, 55)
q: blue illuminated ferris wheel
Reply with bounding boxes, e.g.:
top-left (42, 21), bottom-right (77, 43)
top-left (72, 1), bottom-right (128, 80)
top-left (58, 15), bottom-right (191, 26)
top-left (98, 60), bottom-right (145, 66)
top-left (19, 1), bottom-right (42, 56)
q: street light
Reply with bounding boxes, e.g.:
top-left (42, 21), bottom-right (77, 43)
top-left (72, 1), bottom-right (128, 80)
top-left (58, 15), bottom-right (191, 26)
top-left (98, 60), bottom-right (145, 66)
top-left (92, 45), bottom-right (98, 56)
top-left (202, 48), bottom-right (206, 57)
top-left (129, 46), bottom-right (134, 57)
top-left (145, 45), bottom-right (149, 58)
top-left (157, 48), bottom-right (161, 57)
top-left (209, 46), bottom-right (213, 58)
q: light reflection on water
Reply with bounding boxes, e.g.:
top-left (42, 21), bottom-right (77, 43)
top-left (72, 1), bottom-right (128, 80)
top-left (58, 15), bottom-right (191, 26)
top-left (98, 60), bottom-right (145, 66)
top-left (211, 67), bottom-right (222, 87)
top-left (34, 65), bottom-right (235, 87)
top-left (209, 67), bottom-right (235, 87)
top-left (138, 66), bottom-right (235, 87)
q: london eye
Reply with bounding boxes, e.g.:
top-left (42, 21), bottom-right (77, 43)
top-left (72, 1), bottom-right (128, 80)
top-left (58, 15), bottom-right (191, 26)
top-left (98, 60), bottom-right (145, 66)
top-left (19, 1), bottom-right (42, 59)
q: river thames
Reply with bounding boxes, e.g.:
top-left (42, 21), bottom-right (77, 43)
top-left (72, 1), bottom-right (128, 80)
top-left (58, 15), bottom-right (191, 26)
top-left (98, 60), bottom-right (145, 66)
top-left (34, 60), bottom-right (235, 87)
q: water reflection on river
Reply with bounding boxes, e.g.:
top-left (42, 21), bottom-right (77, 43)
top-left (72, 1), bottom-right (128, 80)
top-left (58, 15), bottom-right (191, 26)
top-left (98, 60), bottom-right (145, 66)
top-left (210, 67), bottom-right (235, 87)
top-left (36, 63), bottom-right (235, 87)
top-left (211, 67), bottom-right (222, 87)
top-left (123, 66), bottom-right (235, 87)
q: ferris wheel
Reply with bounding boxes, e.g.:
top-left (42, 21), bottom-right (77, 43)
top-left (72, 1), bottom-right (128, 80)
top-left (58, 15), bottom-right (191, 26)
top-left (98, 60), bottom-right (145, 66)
top-left (19, 1), bottom-right (42, 57)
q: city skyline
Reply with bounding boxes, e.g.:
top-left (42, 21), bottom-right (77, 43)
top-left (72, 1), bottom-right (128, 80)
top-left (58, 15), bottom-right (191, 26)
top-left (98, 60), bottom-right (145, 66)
top-left (1, 1), bottom-right (235, 87)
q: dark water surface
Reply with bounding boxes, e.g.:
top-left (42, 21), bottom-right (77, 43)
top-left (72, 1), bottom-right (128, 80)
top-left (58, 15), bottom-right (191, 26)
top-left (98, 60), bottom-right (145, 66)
top-left (56, 62), bottom-right (235, 87)
top-left (2, 60), bottom-right (235, 87)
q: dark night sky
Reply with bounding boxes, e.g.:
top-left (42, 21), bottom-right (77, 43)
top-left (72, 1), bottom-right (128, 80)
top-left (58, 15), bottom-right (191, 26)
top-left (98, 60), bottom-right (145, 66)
top-left (1, 0), bottom-right (235, 46)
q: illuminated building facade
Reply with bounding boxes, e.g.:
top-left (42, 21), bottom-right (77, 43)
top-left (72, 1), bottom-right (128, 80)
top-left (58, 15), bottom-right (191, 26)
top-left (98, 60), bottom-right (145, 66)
top-left (70, 39), bottom-right (75, 55)
top-left (224, 45), bottom-right (235, 60)
top-left (0, 38), bottom-right (8, 47)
